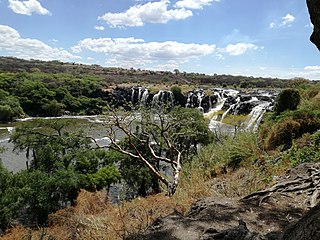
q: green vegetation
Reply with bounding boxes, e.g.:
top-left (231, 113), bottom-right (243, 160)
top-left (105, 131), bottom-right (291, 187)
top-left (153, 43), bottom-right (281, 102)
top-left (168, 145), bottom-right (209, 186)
top-left (260, 87), bottom-right (320, 150)
top-left (0, 57), bottom-right (319, 239)
top-left (105, 105), bottom-right (214, 196)
top-left (0, 120), bottom-right (121, 229)
top-left (0, 106), bottom-right (213, 230)
top-left (0, 89), bottom-right (24, 122)
top-left (273, 88), bottom-right (301, 115)
top-left (285, 132), bottom-right (320, 166)
top-left (0, 72), bottom-right (106, 118)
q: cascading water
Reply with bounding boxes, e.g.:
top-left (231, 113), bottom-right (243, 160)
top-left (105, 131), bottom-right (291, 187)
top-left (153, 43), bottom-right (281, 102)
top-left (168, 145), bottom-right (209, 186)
top-left (152, 90), bottom-right (174, 108)
top-left (131, 87), bottom-right (149, 106)
top-left (245, 101), bottom-right (271, 132)
top-left (197, 90), bottom-right (205, 111)
top-left (220, 96), bottom-right (241, 122)
top-left (185, 92), bottom-right (194, 108)
top-left (207, 89), bottom-right (277, 134)
top-left (204, 89), bottom-right (228, 119)
top-left (140, 89), bottom-right (149, 106)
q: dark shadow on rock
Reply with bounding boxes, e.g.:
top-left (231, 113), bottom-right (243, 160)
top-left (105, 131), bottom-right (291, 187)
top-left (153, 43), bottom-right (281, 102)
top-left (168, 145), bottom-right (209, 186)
top-left (130, 228), bottom-right (181, 240)
top-left (201, 219), bottom-right (264, 240)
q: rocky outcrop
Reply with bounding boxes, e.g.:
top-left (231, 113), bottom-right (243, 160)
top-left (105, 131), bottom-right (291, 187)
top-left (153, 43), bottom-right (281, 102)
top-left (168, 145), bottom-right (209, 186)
top-left (283, 203), bottom-right (320, 240)
top-left (307, 0), bottom-right (320, 50)
top-left (118, 87), bottom-right (276, 113)
top-left (133, 163), bottom-right (320, 240)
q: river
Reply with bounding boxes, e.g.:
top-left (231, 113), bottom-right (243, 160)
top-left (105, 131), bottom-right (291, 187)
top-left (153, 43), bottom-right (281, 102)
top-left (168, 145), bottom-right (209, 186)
top-left (0, 116), bottom-right (110, 172)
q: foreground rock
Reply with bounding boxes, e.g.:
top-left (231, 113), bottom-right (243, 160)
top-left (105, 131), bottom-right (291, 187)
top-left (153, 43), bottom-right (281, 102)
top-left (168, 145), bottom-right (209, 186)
top-left (307, 0), bottom-right (320, 50)
top-left (283, 203), bottom-right (320, 240)
top-left (133, 163), bottom-right (320, 240)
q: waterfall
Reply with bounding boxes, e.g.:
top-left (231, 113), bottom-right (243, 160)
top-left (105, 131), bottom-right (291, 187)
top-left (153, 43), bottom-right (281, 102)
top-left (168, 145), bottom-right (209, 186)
top-left (130, 87), bottom-right (150, 106)
top-left (152, 90), bottom-right (174, 108)
top-left (138, 87), bottom-right (142, 101)
top-left (197, 90), bottom-right (204, 107)
top-left (220, 96), bottom-right (241, 122)
top-left (185, 92), bottom-right (193, 108)
top-left (245, 102), bottom-right (271, 132)
top-left (140, 89), bottom-right (149, 106)
top-left (131, 87), bottom-right (135, 103)
top-left (207, 88), bottom-right (277, 134)
top-left (204, 90), bottom-right (227, 119)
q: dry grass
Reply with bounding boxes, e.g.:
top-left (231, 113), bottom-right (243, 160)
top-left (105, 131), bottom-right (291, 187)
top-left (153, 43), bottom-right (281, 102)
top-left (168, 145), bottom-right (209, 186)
top-left (104, 82), bottom-right (212, 95)
top-left (1, 167), bottom-right (213, 240)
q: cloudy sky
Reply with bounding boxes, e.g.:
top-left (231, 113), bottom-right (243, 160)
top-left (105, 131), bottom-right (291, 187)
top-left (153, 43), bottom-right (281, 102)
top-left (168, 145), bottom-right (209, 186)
top-left (1, 0), bottom-right (320, 79)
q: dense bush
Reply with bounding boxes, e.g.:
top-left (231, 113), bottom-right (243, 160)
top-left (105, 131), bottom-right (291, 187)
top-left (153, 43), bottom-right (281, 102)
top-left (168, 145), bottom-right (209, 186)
top-left (193, 132), bottom-right (259, 176)
top-left (0, 89), bottom-right (24, 122)
top-left (273, 88), bottom-right (300, 116)
top-left (286, 131), bottom-right (320, 166)
top-left (265, 118), bottom-right (301, 150)
top-left (170, 85), bottom-right (182, 94)
top-left (0, 72), bottom-right (106, 119)
top-left (263, 110), bottom-right (320, 150)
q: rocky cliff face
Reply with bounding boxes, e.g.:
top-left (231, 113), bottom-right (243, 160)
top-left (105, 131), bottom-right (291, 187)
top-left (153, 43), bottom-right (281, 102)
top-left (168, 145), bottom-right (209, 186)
top-left (307, 0), bottom-right (320, 50)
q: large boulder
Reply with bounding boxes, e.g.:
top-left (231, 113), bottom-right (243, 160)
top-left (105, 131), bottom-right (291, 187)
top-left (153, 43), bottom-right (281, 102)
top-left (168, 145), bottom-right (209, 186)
top-left (307, 0), bottom-right (320, 50)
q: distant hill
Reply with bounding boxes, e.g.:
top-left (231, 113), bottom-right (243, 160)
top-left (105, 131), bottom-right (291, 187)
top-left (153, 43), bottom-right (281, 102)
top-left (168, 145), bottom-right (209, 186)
top-left (0, 56), bottom-right (292, 88)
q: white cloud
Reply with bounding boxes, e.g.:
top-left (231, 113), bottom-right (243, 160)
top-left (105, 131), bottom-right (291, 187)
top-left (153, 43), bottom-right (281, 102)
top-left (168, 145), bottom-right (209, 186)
top-left (152, 62), bottom-right (179, 71)
top-left (72, 37), bottom-right (215, 68)
top-left (282, 13), bottom-right (295, 26)
top-left (269, 13), bottom-right (295, 28)
top-left (223, 43), bottom-right (259, 56)
top-left (304, 23), bottom-right (313, 28)
top-left (0, 25), bottom-right (80, 61)
top-left (94, 25), bottom-right (105, 31)
top-left (8, 0), bottom-right (51, 16)
top-left (269, 22), bottom-right (276, 29)
top-left (175, 0), bottom-right (219, 10)
top-left (98, 0), bottom-right (192, 28)
top-left (304, 65), bottom-right (320, 71)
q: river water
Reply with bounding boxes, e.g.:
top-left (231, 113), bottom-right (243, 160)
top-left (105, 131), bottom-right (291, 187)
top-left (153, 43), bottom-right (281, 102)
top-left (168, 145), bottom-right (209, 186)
top-left (0, 116), bottom-right (110, 172)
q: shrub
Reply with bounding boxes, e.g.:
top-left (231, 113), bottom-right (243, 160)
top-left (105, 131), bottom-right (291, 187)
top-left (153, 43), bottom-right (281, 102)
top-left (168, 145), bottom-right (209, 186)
top-left (286, 131), bottom-right (320, 166)
top-left (273, 88), bottom-right (300, 115)
top-left (265, 118), bottom-right (300, 150)
top-left (193, 132), bottom-right (260, 175)
top-left (170, 85), bottom-right (182, 94)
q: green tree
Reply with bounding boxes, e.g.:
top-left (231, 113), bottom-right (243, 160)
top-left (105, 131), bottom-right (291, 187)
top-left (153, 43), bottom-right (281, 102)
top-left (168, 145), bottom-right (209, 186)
top-left (0, 89), bottom-right (24, 122)
top-left (103, 106), bottom-right (213, 196)
top-left (9, 119), bottom-right (121, 225)
top-left (0, 162), bottom-right (17, 230)
top-left (42, 99), bottom-right (65, 116)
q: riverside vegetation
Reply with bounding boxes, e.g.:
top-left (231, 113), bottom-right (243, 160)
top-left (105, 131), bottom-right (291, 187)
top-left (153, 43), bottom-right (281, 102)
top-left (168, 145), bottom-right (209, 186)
top-left (0, 58), bottom-right (320, 239)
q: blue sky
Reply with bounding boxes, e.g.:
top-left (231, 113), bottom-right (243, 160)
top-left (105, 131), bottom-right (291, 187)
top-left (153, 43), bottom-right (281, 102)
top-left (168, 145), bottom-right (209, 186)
top-left (0, 0), bottom-right (319, 80)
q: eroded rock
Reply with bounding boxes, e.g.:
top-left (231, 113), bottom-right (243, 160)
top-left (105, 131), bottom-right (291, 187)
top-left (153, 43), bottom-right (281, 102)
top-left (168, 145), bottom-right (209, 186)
top-left (307, 0), bottom-right (320, 50)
